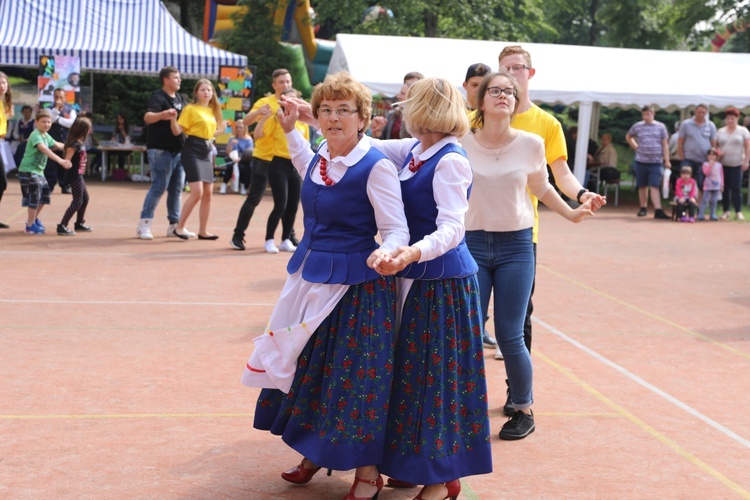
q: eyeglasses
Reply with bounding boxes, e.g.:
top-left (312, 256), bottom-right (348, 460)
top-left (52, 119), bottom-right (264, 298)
top-left (502, 64), bottom-right (530, 73)
top-left (318, 107), bottom-right (359, 118)
top-left (486, 87), bottom-right (516, 98)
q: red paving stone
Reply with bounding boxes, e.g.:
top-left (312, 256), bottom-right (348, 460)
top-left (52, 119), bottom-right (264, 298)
top-left (1, 178), bottom-right (749, 498)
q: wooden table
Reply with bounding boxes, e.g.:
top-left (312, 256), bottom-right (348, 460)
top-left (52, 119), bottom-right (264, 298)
top-left (98, 143), bottom-right (147, 182)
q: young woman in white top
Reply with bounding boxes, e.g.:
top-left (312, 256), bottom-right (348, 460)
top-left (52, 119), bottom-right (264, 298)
top-left (463, 70), bottom-right (594, 441)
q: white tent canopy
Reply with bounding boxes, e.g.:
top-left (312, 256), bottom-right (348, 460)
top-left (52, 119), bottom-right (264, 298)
top-left (0, 0), bottom-right (247, 79)
top-left (329, 34), bottom-right (750, 180)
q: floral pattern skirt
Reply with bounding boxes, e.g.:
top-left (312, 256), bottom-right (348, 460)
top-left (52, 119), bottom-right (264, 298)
top-left (254, 276), bottom-right (397, 471)
top-left (379, 274), bottom-right (492, 484)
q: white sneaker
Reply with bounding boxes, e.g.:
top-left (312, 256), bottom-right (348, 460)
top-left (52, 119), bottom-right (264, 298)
top-left (137, 219), bottom-right (154, 240)
top-left (494, 345), bottom-right (504, 360)
top-left (219, 183), bottom-right (227, 194)
top-left (183, 227), bottom-right (197, 239)
top-left (264, 239), bottom-right (279, 254)
top-left (278, 239), bottom-right (297, 252)
top-left (240, 186), bottom-right (248, 196)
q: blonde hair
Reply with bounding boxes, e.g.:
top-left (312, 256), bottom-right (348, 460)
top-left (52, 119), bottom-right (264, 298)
top-left (0, 71), bottom-right (13, 115)
top-left (498, 45), bottom-right (533, 68)
top-left (193, 79), bottom-right (223, 126)
top-left (401, 77), bottom-right (469, 138)
top-left (310, 72), bottom-right (372, 133)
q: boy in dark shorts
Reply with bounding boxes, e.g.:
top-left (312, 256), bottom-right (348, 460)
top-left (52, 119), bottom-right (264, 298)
top-left (18, 109), bottom-right (71, 234)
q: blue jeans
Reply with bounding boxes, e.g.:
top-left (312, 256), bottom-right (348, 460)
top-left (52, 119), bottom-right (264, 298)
top-left (466, 228), bottom-right (534, 410)
top-left (140, 149), bottom-right (184, 223)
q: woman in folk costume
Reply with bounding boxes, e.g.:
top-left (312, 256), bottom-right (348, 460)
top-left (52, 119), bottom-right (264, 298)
top-left (241, 71), bottom-right (409, 500)
top-left (367, 77), bottom-right (492, 500)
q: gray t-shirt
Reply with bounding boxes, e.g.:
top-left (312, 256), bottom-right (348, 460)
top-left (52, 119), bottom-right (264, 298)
top-left (679, 117), bottom-right (716, 162)
top-left (716, 126), bottom-right (750, 166)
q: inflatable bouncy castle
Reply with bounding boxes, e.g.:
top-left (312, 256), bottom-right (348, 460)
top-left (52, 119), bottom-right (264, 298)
top-left (203, 0), bottom-right (334, 93)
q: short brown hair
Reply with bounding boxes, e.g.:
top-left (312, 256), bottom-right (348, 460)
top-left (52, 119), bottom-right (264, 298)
top-left (272, 68), bottom-right (290, 80)
top-left (36, 108), bottom-right (52, 120)
top-left (724, 106), bottom-right (740, 117)
top-left (403, 71), bottom-right (424, 83)
top-left (498, 45), bottom-right (532, 68)
top-left (159, 66), bottom-right (179, 84)
top-left (310, 72), bottom-right (372, 133)
top-left (641, 105), bottom-right (654, 113)
top-left (471, 70), bottom-right (519, 129)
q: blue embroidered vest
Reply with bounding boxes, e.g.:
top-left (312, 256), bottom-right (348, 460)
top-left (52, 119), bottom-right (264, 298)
top-left (398, 142), bottom-right (478, 279)
top-left (287, 146), bottom-right (387, 284)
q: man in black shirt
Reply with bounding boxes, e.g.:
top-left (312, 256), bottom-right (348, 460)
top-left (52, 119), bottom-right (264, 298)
top-left (136, 66), bottom-right (188, 240)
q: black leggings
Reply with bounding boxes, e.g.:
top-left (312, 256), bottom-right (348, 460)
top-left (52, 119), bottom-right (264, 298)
top-left (0, 147), bottom-right (6, 204)
top-left (233, 158), bottom-right (269, 239)
top-left (222, 161), bottom-right (251, 189)
top-left (61, 176), bottom-right (89, 226)
top-left (721, 165), bottom-right (743, 213)
top-left (265, 157), bottom-right (301, 241)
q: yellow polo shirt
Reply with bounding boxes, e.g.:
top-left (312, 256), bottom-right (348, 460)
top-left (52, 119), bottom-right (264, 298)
top-left (251, 95), bottom-right (310, 161)
top-left (511, 104), bottom-right (567, 243)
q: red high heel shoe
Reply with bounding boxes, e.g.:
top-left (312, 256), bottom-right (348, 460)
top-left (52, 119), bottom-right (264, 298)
top-left (281, 458), bottom-right (321, 484)
top-left (343, 474), bottom-right (384, 500)
top-left (413, 479), bottom-right (461, 500)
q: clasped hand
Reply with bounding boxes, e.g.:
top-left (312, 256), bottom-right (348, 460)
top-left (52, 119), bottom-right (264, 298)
top-left (367, 246), bottom-right (421, 275)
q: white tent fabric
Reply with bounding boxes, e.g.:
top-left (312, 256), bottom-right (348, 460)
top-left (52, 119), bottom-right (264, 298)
top-left (0, 0), bottom-right (247, 79)
top-left (329, 34), bottom-right (750, 112)
top-left (329, 34), bottom-right (750, 180)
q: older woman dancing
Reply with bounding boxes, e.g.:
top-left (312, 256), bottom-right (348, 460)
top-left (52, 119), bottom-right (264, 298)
top-left (241, 72), bottom-right (409, 500)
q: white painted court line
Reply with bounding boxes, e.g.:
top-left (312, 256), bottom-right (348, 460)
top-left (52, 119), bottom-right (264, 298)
top-left (534, 316), bottom-right (750, 450)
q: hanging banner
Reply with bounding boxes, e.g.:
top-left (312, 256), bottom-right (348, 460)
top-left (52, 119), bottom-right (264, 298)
top-left (216, 65), bottom-right (256, 144)
top-left (38, 55), bottom-right (81, 110)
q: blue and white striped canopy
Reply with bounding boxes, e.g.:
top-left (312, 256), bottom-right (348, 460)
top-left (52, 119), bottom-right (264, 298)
top-left (0, 0), bottom-right (247, 79)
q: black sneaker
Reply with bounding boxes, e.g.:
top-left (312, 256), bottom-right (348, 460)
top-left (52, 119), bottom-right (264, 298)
top-left (499, 410), bottom-right (535, 440)
top-left (74, 222), bottom-right (93, 232)
top-left (654, 209), bottom-right (670, 220)
top-left (503, 379), bottom-right (514, 416)
top-left (230, 234), bottom-right (246, 251)
top-left (637, 207), bottom-right (647, 217)
top-left (57, 224), bottom-right (75, 236)
top-left (482, 330), bottom-right (497, 348)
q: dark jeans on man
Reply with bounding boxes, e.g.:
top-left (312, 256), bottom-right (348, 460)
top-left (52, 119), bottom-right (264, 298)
top-left (265, 156), bottom-right (301, 242)
top-left (722, 165), bottom-right (743, 213)
top-left (233, 158), bottom-right (270, 239)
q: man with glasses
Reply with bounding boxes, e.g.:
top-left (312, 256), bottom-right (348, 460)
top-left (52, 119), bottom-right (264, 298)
top-left (494, 45), bottom-right (605, 422)
top-left (231, 68), bottom-right (308, 252)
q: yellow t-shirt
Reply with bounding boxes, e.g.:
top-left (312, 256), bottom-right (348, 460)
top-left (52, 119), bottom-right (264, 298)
top-left (250, 95), bottom-right (280, 161)
top-left (0, 105), bottom-right (7, 137)
top-left (251, 95), bottom-right (310, 161)
top-left (177, 104), bottom-right (217, 140)
top-left (511, 104), bottom-right (567, 243)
